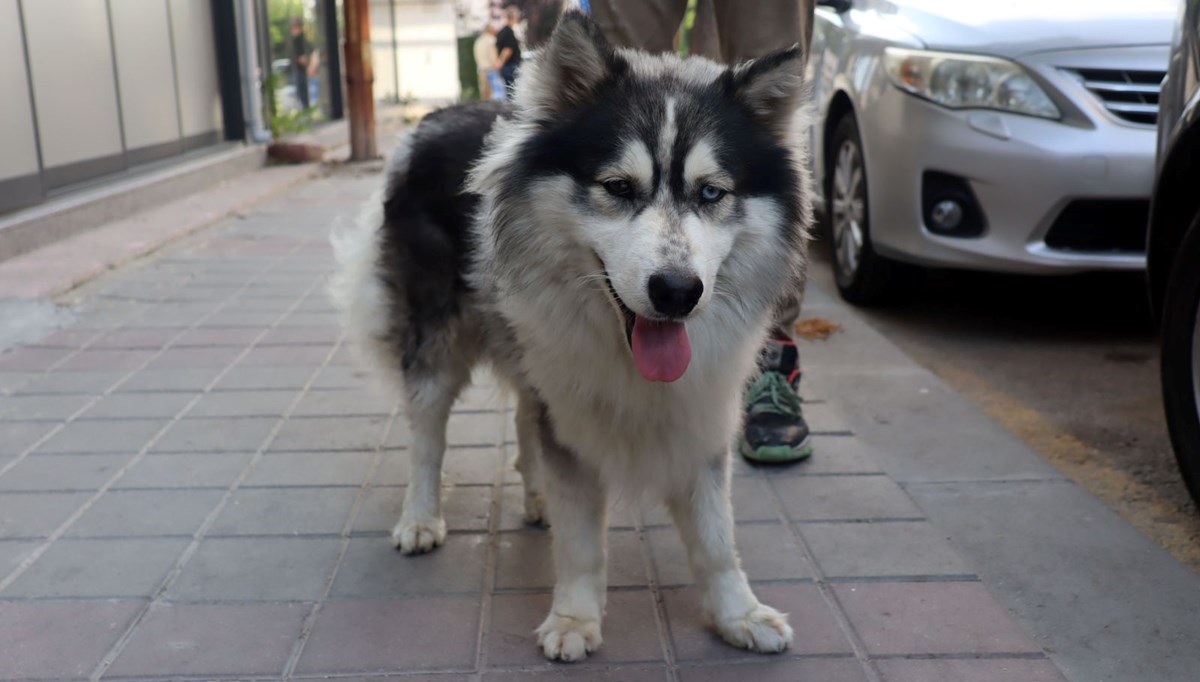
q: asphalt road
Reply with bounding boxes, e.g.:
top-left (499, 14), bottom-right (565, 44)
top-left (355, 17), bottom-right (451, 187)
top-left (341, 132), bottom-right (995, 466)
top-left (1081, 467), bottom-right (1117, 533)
top-left (805, 246), bottom-right (1200, 571)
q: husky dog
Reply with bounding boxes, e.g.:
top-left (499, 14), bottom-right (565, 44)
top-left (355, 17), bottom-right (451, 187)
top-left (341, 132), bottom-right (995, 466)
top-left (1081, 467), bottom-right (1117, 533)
top-left (331, 12), bottom-right (810, 662)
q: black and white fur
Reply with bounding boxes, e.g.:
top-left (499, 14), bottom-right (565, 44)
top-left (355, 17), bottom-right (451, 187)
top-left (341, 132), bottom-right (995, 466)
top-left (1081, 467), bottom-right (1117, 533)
top-left (331, 12), bottom-right (811, 661)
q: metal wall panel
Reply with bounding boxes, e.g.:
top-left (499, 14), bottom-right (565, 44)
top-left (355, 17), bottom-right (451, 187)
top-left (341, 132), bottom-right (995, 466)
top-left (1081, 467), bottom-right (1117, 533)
top-left (109, 0), bottom-right (181, 153)
top-left (169, 0), bottom-right (223, 138)
top-left (22, 0), bottom-right (123, 171)
top-left (0, 0), bottom-right (39, 182)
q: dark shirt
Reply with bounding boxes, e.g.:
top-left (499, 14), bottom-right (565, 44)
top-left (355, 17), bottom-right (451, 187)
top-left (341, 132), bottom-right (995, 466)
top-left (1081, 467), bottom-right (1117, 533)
top-left (496, 25), bottom-right (521, 68)
top-left (291, 33), bottom-right (310, 75)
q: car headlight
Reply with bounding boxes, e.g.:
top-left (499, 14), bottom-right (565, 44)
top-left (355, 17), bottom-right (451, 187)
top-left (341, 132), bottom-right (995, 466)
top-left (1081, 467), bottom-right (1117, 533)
top-left (883, 47), bottom-right (1061, 120)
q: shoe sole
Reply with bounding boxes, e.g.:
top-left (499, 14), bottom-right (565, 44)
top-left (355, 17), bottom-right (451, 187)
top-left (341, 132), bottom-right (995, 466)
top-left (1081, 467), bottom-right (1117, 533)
top-left (739, 435), bottom-right (813, 464)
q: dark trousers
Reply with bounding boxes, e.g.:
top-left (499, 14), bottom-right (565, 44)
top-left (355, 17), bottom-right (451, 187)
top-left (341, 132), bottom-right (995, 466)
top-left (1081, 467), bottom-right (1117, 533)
top-left (500, 63), bottom-right (519, 99)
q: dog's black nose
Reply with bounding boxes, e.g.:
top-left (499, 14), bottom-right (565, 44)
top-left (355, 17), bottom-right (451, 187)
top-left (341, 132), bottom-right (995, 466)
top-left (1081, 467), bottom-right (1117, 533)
top-left (648, 271), bottom-right (703, 318)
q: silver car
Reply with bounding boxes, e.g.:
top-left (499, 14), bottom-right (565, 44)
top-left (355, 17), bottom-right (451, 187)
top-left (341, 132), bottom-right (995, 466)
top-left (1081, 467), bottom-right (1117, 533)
top-left (809, 0), bottom-right (1176, 304)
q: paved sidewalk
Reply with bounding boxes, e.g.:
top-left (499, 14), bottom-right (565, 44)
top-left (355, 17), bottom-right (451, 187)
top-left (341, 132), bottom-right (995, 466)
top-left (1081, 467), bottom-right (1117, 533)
top-left (0, 168), bottom-right (1193, 681)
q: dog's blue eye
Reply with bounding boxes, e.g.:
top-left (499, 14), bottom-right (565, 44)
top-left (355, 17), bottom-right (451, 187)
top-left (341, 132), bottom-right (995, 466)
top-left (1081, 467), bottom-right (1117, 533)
top-left (603, 178), bottom-right (634, 198)
top-left (699, 185), bottom-right (726, 203)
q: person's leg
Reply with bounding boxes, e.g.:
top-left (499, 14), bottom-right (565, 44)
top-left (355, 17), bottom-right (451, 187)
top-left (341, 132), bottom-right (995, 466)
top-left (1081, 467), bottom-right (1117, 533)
top-left (296, 72), bottom-right (310, 108)
top-left (479, 71), bottom-right (492, 101)
top-left (589, 0), bottom-right (688, 52)
top-left (710, 0), bottom-right (813, 62)
top-left (710, 0), bottom-right (816, 463)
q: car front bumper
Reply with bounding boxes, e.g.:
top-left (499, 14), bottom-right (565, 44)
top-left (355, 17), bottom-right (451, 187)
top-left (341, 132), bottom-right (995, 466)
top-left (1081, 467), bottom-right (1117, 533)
top-left (858, 86), bottom-right (1154, 274)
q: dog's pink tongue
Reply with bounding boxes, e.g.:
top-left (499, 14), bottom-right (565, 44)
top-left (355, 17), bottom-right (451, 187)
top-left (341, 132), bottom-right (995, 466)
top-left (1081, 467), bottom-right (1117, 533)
top-left (631, 316), bottom-right (691, 382)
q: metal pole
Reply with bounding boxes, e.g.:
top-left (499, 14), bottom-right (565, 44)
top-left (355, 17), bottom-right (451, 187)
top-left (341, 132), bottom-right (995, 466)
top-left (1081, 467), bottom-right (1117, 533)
top-left (343, 0), bottom-right (377, 160)
top-left (236, 0), bottom-right (272, 143)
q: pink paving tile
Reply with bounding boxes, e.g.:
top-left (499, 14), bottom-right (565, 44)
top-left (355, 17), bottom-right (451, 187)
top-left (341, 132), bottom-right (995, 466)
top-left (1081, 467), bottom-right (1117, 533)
top-left (487, 591), bottom-right (665, 667)
top-left (0, 600), bottom-right (142, 679)
top-left (296, 597), bottom-right (480, 673)
top-left (876, 658), bottom-right (1069, 682)
top-left (239, 345), bottom-right (332, 366)
top-left (664, 583), bottom-right (853, 661)
top-left (148, 346), bottom-right (244, 369)
top-left (0, 347), bottom-right (73, 371)
top-left (174, 327), bottom-right (268, 347)
top-left (93, 327), bottom-right (180, 349)
top-left (485, 669), bottom-right (668, 681)
top-left (835, 582), bottom-right (1043, 656)
top-left (106, 602), bottom-right (309, 677)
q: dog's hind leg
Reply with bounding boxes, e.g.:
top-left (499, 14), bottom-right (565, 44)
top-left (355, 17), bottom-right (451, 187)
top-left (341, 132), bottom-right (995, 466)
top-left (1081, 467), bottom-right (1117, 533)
top-left (534, 411), bottom-right (607, 662)
top-left (513, 389), bottom-right (547, 525)
top-left (392, 367), bottom-right (468, 554)
top-left (667, 455), bottom-right (793, 653)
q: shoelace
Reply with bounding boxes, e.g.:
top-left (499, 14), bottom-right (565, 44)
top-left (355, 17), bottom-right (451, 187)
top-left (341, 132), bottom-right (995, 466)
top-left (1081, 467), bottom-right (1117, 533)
top-left (746, 370), bottom-right (803, 418)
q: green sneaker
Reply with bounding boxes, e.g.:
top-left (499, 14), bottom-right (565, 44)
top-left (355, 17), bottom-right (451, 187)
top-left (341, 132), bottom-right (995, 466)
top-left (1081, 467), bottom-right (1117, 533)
top-left (740, 339), bottom-right (813, 463)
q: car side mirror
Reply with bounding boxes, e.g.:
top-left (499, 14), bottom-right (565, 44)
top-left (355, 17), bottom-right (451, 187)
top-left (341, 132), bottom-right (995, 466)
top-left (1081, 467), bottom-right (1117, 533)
top-left (817, 0), bottom-right (852, 12)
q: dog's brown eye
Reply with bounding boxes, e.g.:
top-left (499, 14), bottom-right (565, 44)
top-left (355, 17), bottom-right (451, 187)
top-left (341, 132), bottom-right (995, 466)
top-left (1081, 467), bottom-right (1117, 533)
top-left (602, 178), bottom-right (634, 198)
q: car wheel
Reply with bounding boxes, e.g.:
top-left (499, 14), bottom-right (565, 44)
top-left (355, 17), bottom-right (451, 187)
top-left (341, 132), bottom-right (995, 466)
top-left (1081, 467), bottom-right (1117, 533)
top-left (827, 113), bottom-right (912, 305)
top-left (1161, 211), bottom-right (1200, 508)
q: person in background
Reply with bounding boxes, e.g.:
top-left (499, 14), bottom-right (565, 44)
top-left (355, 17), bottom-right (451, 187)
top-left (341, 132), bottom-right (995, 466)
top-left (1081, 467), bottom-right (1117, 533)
top-left (289, 17), bottom-right (311, 109)
top-left (494, 7), bottom-right (523, 97)
top-left (474, 22), bottom-right (502, 101)
top-left (589, 0), bottom-right (819, 464)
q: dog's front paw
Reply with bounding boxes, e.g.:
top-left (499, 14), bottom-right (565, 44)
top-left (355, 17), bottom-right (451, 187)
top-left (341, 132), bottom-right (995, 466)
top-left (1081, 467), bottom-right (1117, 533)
top-left (536, 613), bottom-right (602, 662)
top-left (391, 516), bottom-right (446, 554)
top-left (523, 490), bottom-right (548, 526)
top-left (714, 603), bottom-right (793, 653)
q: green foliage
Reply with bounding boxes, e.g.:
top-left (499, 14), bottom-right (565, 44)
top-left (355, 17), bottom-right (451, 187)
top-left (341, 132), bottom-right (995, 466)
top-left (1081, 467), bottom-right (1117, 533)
top-left (262, 69), bottom-right (320, 139)
top-left (678, 0), bottom-right (698, 57)
top-left (266, 0), bottom-right (310, 56)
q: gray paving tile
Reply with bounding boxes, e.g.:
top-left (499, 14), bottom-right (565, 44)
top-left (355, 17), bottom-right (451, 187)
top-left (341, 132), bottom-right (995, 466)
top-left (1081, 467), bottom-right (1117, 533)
top-left (801, 521), bottom-right (973, 578)
top-left (297, 597), bottom-right (479, 673)
top-left (67, 489), bottom-right (223, 538)
top-left (771, 475), bottom-right (924, 521)
top-left (34, 418), bottom-right (167, 455)
top-left (114, 452), bottom-right (255, 489)
top-left (0, 394), bottom-right (93, 421)
top-left (664, 583), bottom-right (853, 661)
top-left (269, 416), bottom-right (389, 452)
top-left (211, 366), bottom-right (315, 391)
top-left (331, 535), bottom-right (487, 597)
top-left (496, 530), bottom-right (645, 590)
top-left (0, 540), bottom-right (37, 575)
top-left (3, 538), bottom-right (188, 598)
top-left (835, 582), bottom-right (1042, 655)
top-left (0, 421), bottom-right (57, 456)
top-left (293, 389), bottom-right (396, 417)
top-left (210, 487), bottom-right (358, 535)
top-left (260, 325), bottom-right (340, 345)
top-left (106, 602), bottom-right (309, 678)
top-left (116, 368), bottom-right (224, 392)
top-left (0, 600), bottom-right (142, 680)
top-left (374, 447), bottom-right (502, 487)
top-left (647, 524), bottom-right (810, 586)
top-left (58, 349), bottom-right (155, 371)
top-left (0, 454), bottom-right (130, 492)
top-left (876, 658), bottom-right (1067, 682)
top-left (487, 590), bottom-right (664, 667)
top-left (239, 345), bottom-right (331, 366)
top-left (244, 451), bottom-right (373, 487)
top-left (76, 392), bottom-right (195, 419)
top-left (174, 326), bottom-right (267, 347)
top-left (167, 536), bottom-right (342, 601)
top-left (0, 492), bottom-right (90, 538)
top-left (187, 390), bottom-right (298, 418)
top-left (310, 365), bottom-right (364, 390)
top-left (16, 370), bottom-right (125, 396)
top-left (0, 347), bottom-right (73, 371)
top-left (677, 659), bottom-right (868, 682)
top-left (151, 417), bottom-right (277, 453)
top-left (355, 485), bottom-right (493, 534)
top-left (147, 346), bottom-right (243, 369)
top-left (735, 435), bottom-right (885, 476)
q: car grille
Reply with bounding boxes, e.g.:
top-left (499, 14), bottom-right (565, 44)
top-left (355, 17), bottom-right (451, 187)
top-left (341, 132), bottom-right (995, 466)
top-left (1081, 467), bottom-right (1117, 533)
top-left (1044, 199), bottom-right (1150, 253)
top-left (1064, 68), bottom-right (1165, 125)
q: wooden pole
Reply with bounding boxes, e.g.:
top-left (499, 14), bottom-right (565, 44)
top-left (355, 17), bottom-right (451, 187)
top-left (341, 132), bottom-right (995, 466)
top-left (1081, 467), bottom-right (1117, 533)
top-left (343, 0), bottom-right (377, 160)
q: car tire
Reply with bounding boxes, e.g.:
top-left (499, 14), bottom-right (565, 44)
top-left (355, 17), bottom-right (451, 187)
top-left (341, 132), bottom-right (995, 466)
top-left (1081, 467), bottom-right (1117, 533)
top-left (1161, 211), bottom-right (1200, 508)
top-left (826, 113), bottom-right (912, 305)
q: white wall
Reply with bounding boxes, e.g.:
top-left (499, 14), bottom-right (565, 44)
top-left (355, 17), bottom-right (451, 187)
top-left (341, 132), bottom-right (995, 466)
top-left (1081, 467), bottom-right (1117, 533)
top-left (370, 0), bottom-right (461, 103)
top-left (169, 0), bottom-right (223, 139)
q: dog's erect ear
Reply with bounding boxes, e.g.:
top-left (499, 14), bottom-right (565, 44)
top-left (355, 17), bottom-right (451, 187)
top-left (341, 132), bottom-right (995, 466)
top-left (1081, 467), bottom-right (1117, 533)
top-left (730, 47), bottom-right (806, 133)
top-left (521, 11), bottom-right (619, 116)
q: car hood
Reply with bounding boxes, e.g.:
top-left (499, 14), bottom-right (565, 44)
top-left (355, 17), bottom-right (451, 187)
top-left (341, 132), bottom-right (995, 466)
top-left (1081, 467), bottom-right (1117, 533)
top-left (873, 0), bottom-right (1176, 57)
